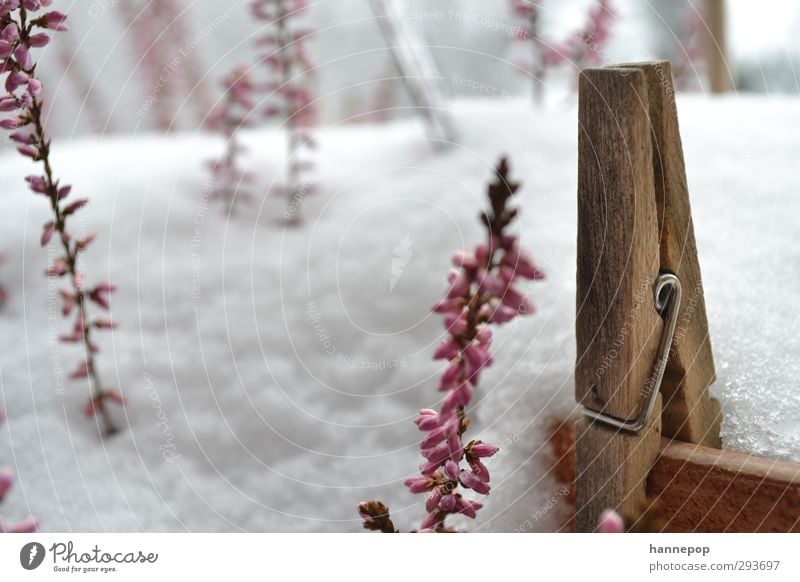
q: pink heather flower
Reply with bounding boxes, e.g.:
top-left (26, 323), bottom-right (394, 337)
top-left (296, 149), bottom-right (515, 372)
top-left (439, 494), bottom-right (456, 512)
top-left (39, 221), bottom-right (54, 246)
top-left (455, 498), bottom-right (482, 519)
top-left (433, 339), bottom-right (458, 361)
top-left (598, 509), bottom-right (625, 533)
top-left (443, 460), bottom-right (460, 481)
top-left (432, 298), bottom-right (459, 314)
top-left (62, 198), bottom-right (88, 215)
top-left (488, 303), bottom-right (518, 324)
top-left (509, 0), bottom-right (614, 98)
top-left (0, 4), bottom-right (121, 436)
top-left (421, 441), bottom-right (450, 464)
top-left (464, 343), bottom-right (492, 373)
top-left (409, 159), bottom-right (541, 530)
top-left (404, 475), bottom-right (432, 495)
top-left (441, 383), bottom-right (472, 415)
top-left (446, 268), bottom-right (470, 298)
top-left (447, 434), bottom-right (464, 463)
top-left (76, 233), bottom-right (96, 251)
top-left (419, 512), bottom-right (439, 531)
top-left (468, 442), bottom-right (499, 458)
top-left (414, 409), bottom-right (440, 431)
top-left (358, 159), bottom-right (542, 533)
top-left (469, 459), bottom-right (490, 483)
top-left (460, 470), bottom-right (490, 495)
top-left (0, 469), bottom-right (12, 502)
top-left (420, 426), bottom-right (447, 450)
top-left (27, 32), bottom-right (48, 47)
top-left (0, 410), bottom-right (38, 531)
top-left (24, 175), bottom-right (46, 193)
top-left (424, 488), bottom-right (442, 512)
top-left (69, 361), bottom-right (89, 380)
top-left (451, 250), bottom-right (478, 270)
top-left (39, 10), bottom-right (67, 31)
top-left (0, 516), bottom-right (38, 533)
top-left (438, 360), bottom-right (462, 391)
top-left (442, 312), bottom-right (467, 336)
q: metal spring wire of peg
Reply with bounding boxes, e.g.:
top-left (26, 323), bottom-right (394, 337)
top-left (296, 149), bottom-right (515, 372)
top-left (582, 272), bottom-right (681, 434)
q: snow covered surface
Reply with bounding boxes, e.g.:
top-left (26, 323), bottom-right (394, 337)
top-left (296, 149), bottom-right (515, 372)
top-left (0, 96), bottom-right (798, 532)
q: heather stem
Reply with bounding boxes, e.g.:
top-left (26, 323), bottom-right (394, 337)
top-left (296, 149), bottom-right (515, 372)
top-left (275, 1), bottom-right (301, 220)
top-left (220, 93), bottom-right (240, 215)
top-left (31, 101), bottom-right (117, 437)
top-left (20, 14), bottom-right (117, 437)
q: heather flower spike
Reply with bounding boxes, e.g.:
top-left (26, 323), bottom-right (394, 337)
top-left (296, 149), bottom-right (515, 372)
top-left (510, 0), bottom-right (614, 97)
top-left (0, 409), bottom-right (37, 533)
top-left (359, 158), bottom-right (543, 532)
top-left (251, 0), bottom-right (317, 223)
top-left (0, 4), bottom-right (122, 436)
top-left (207, 66), bottom-right (257, 213)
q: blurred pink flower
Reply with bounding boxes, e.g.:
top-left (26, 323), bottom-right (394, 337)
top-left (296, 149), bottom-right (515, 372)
top-left (0, 410), bottom-right (37, 533)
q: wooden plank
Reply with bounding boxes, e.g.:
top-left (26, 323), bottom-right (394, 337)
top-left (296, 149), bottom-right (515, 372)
top-left (575, 67), bottom-right (665, 531)
top-left (575, 66), bottom-right (664, 421)
top-left (575, 397), bottom-right (662, 532)
top-left (705, 0), bottom-right (731, 93)
top-left (549, 426), bottom-right (800, 532)
top-left (648, 440), bottom-right (800, 532)
top-left (614, 61), bottom-right (721, 446)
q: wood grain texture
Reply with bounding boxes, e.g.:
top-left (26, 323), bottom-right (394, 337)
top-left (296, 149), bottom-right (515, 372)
top-left (613, 61), bottom-right (721, 446)
top-left (551, 426), bottom-right (800, 532)
top-left (648, 439), bottom-right (800, 532)
top-left (576, 67), bottom-right (663, 420)
top-left (575, 396), bottom-right (663, 532)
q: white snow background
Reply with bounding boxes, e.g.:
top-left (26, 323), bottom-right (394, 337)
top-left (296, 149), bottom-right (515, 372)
top-left (0, 94), bottom-right (798, 532)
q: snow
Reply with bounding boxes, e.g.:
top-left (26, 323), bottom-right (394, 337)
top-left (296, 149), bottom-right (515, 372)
top-left (0, 95), bottom-right (798, 532)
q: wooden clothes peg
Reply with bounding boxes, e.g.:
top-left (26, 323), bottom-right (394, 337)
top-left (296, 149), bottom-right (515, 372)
top-left (574, 61), bottom-right (720, 531)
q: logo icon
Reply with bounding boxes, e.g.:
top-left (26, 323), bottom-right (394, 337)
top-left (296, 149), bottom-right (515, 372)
top-left (390, 235), bottom-right (414, 292)
top-left (20, 542), bottom-right (45, 570)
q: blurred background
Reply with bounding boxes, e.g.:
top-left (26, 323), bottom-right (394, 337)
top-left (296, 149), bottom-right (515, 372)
top-left (38, 0), bottom-right (800, 137)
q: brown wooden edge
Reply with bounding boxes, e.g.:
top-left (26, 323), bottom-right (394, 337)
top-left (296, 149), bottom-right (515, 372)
top-left (549, 422), bottom-right (800, 532)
